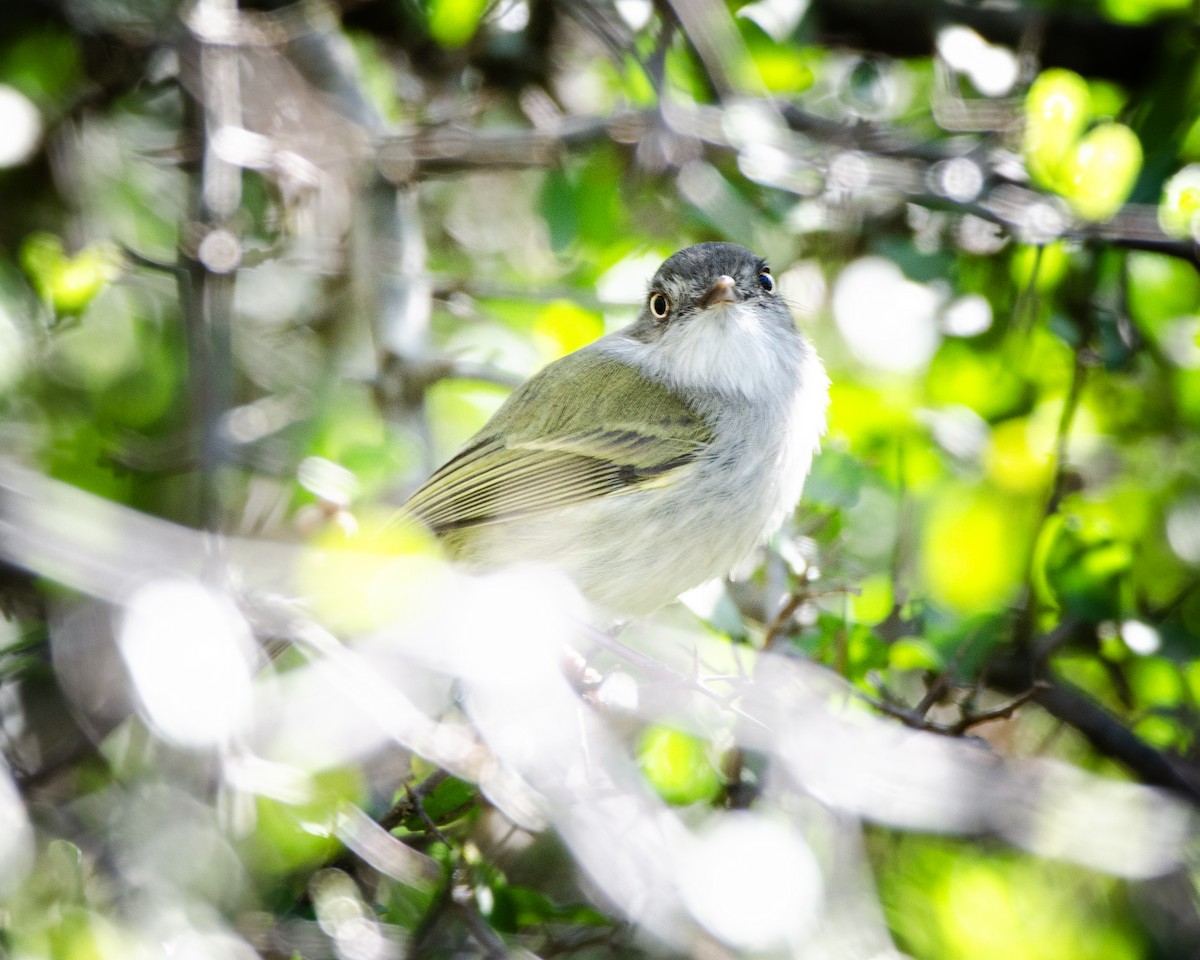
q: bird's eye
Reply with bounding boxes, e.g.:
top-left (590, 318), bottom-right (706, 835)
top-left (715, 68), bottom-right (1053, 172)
top-left (649, 291), bottom-right (671, 320)
top-left (758, 270), bottom-right (774, 292)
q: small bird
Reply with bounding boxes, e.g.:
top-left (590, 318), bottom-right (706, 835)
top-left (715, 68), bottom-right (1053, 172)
top-left (400, 242), bottom-right (828, 617)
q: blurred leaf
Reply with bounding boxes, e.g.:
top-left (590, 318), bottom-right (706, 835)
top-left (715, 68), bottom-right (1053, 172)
top-left (665, 43), bottom-right (711, 102)
top-left (985, 418), bottom-right (1053, 493)
top-left (426, 378), bottom-right (510, 463)
top-left (45, 840), bottom-right (85, 905)
top-left (879, 838), bottom-right (1144, 960)
top-left (540, 170), bottom-right (579, 252)
top-left (1059, 123), bottom-right (1143, 222)
top-left (425, 0), bottom-right (488, 48)
top-left (740, 23), bottom-right (814, 94)
top-left (1175, 368), bottom-right (1200, 422)
top-left (1132, 714), bottom-right (1187, 749)
top-left (1125, 252), bottom-right (1200, 339)
top-left (1157, 163), bottom-right (1200, 239)
top-left (0, 26), bottom-right (83, 110)
top-left (486, 883), bottom-right (608, 933)
top-left (1009, 242), bottom-right (1071, 295)
top-left (842, 621), bottom-right (891, 682)
top-left (1085, 80), bottom-right (1129, 122)
top-left (42, 420), bottom-right (134, 501)
top-left (94, 329), bottom-right (181, 430)
top-left (1041, 516), bottom-right (1133, 622)
top-left (1102, 0), bottom-right (1191, 24)
top-left (1024, 69), bottom-right (1092, 192)
top-left (383, 870), bottom-right (444, 931)
top-left (925, 343), bottom-right (1027, 421)
top-left (852, 572), bottom-right (894, 623)
top-left (347, 31), bottom-right (404, 125)
top-left (582, 54), bottom-right (657, 111)
top-left (828, 381), bottom-right (918, 449)
top-left (297, 510), bottom-right (445, 634)
top-left (575, 147), bottom-right (630, 249)
top-left (19, 233), bottom-right (120, 317)
top-left (248, 767), bottom-right (367, 877)
top-left (803, 446), bottom-right (865, 509)
top-left (888, 637), bottom-right (941, 671)
top-left (637, 725), bottom-right (723, 806)
top-left (921, 488), bottom-right (1032, 613)
top-left (310, 389), bottom-right (417, 497)
top-left (1184, 659), bottom-right (1200, 703)
top-left (1128, 656), bottom-right (1183, 708)
top-left (397, 776), bottom-right (478, 831)
top-left (531, 299), bottom-right (604, 359)
top-left (46, 908), bottom-right (131, 960)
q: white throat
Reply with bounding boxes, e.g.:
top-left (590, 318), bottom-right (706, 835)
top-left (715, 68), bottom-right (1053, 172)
top-left (600, 303), bottom-right (808, 402)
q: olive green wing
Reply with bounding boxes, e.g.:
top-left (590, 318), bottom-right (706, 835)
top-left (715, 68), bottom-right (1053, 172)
top-left (401, 349), bottom-right (713, 534)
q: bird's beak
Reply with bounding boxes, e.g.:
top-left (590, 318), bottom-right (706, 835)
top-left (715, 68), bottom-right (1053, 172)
top-left (700, 275), bottom-right (738, 308)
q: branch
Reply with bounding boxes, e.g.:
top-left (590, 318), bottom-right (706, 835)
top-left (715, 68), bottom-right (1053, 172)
top-left (862, 681), bottom-right (1050, 738)
top-left (372, 99), bottom-right (1200, 267)
top-left (988, 651), bottom-right (1200, 807)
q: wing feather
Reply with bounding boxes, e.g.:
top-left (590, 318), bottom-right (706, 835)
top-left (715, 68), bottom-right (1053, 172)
top-left (400, 349), bottom-right (713, 534)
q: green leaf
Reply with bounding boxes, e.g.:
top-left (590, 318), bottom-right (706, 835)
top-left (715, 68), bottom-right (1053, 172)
top-left (889, 638), bottom-right (942, 672)
top-left (247, 767), bottom-right (367, 876)
top-left (921, 488), bottom-right (1033, 614)
top-left (0, 26), bottom-right (84, 110)
top-left (540, 170), bottom-right (579, 253)
top-left (1128, 656), bottom-right (1183, 708)
top-left (1024, 68), bottom-right (1092, 191)
top-left (1125, 252), bottom-right (1200, 337)
top-left (1041, 519), bottom-right (1133, 622)
top-left (397, 776), bottom-right (479, 831)
top-left (926, 342), bottom-right (1027, 421)
top-left (1132, 714), bottom-right (1186, 750)
top-left (1059, 123), bottom-right (1143, 222)
top-left (637, 725), bottom-right (723, 806)
top-left (1158, 163), bottom-right (1200, 239)
top-left (505, 885), bottom-right (608, 927)
top-left (1102, 0), bottom-right (1191, 24)
top-left (425, 0), bottom-right (488, 49)
top-left (19, 232), bottom-right (120, 317)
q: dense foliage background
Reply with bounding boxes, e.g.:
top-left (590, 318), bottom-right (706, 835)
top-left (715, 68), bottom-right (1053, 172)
top-left (2, 0), bottom-right (1200, 957)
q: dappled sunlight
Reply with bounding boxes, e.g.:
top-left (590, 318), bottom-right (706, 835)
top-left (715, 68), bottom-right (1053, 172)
top-left (3, 0), bottom-right (1200, 957)
top-left (119, 578), bottom-right (256, 749)
top-left (833, 258), bottom-right (941, 374)
top-left (679, 813), bottom-right (823, 950)
top-left (2, 463), bottom-right (1195, 955)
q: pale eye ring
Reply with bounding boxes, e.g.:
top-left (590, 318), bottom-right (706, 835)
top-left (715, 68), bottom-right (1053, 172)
top-left (649, 291), bottom-right (671, 320)
top-left (758, 270), bottom-right (774, 292)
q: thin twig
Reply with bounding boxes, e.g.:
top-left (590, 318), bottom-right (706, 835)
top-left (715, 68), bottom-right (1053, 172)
top-left (762, 590), bottom-right (808, 650)
top-left (580, 627), bottom-right (764, 727)
top-left (452, 901), bottom-right (513, 960)
top-left (120, 244), bottom-right (181, 274)
top-left (378, 769), bottom-right (452, 832)
top-left (943, 684), bottom-right (1049, 736)
top-left (913, 632), bottom-right (981, 717)
top-left (761, 582), bottom-right (861, 651)
top-left (861, 682), bottom-right (1049, 737)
